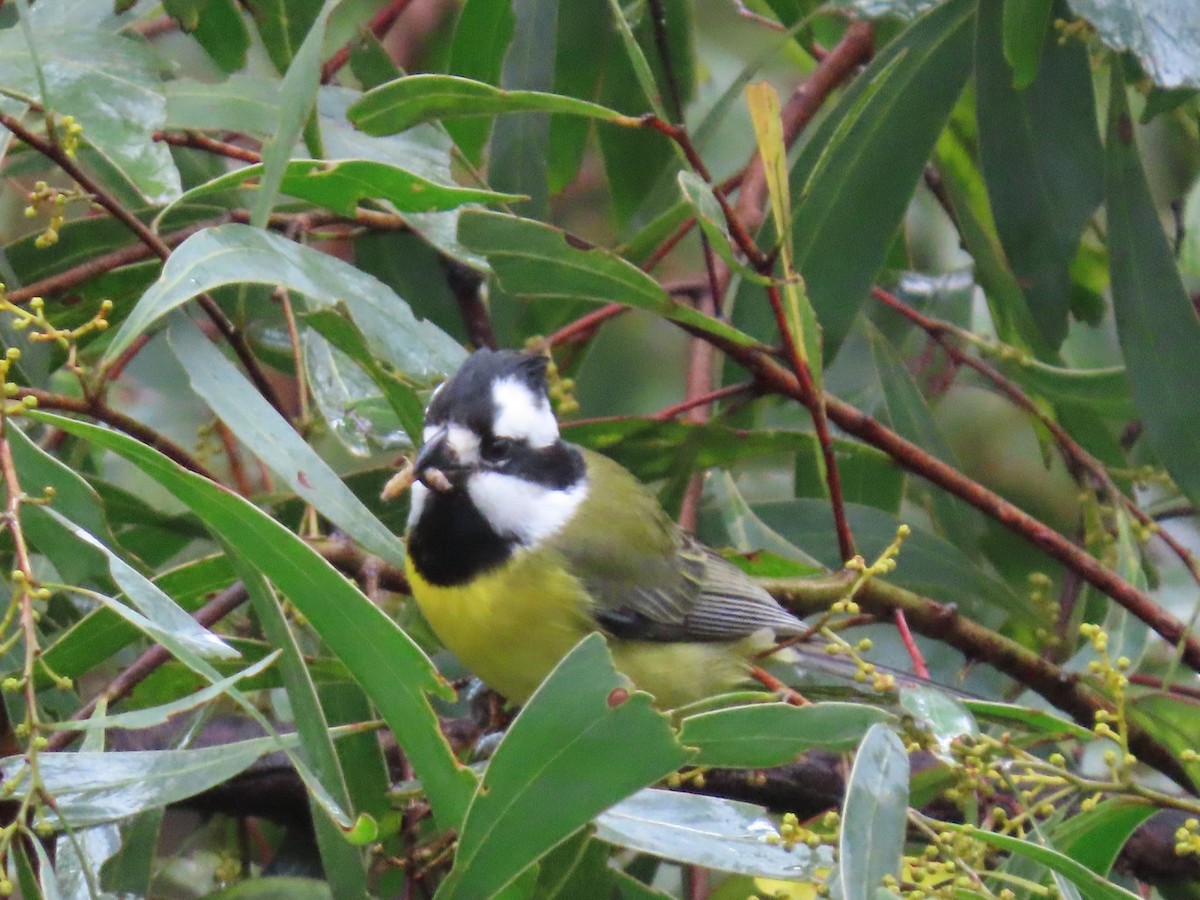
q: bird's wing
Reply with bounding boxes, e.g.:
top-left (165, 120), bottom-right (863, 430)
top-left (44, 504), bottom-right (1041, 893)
top-left (551, 447), bottom-right (806, 643)
top-left (575, 534), bottom-right (806, 643)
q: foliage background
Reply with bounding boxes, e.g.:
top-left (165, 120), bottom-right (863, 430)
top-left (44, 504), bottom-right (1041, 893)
top-left (0, 0), bottom-right (1198, 897)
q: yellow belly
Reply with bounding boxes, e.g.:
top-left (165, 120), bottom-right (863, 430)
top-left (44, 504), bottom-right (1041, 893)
top-left (405, 551), bottom-right (759, 707)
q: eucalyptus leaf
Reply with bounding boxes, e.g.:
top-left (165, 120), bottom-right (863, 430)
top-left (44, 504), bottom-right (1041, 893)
top-left (349, 74), bottom-right (627, 137)
top-left (437, 635), bottom-right (690, 899)
top-left (103, 224), bottom-right (465, 381)
top-left (839, 724), bottom-right (909, 898)
top-left (167, 313), bottom-right (405, 566)
top-left (595, 788), bottom-right (832, 880)
top-left (0, 29), bottom-right (181, 203)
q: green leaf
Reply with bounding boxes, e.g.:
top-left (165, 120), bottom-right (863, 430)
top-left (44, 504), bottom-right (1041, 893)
top-left (164, 74), bottom-right (281, 135)
top-left (9, 732), bottom-right (311, 829)
top-left (0, 29), bottom-right (181, 204)
top-left (458, 210), bottom-right (759, 347)
top-left (167, 313), bottom-right (405, 566)
top-left (243, 0), bottom-right (324, 74)
top-left (444, 0), bottom-right (516, 163)
top-left (1066, 0), bottom-right (1200, 89)
top-left (490, 0), bottom-right (559, 217)
top-left (47, 651), bottom-right (280, 733)
top-left (31, 411), bottom-right (477, 831)
top-left (1050, 799), bottom-right (1154, 876)
top-left (547, 0), bottom-right (608, 193)
top-left (170, 0), bottom-right (251, 72)
top-left (940, 821), bottom-right (1143, 900)
top-left (349, 74), bottom-right (627, 136)
top-left (787, 0), bottom-right (974, 351)
top-left (42, 507), bottom-right (239, 661)
top-left (1001, 0), bottom-right (1053, 87)
top-left (102, 224), bottom-right (465, 381)
top-left (932, 115), bottom-right (1050, 355)
top-left (595, 788), bottom-right (832, 879)
top-left (978, 0), bottom-right (1104, 347)
top-left (676, 171), bottom-right (770, 285)
top-left (1106, 65), bottom-right (1200, 512)
top-left (864, 323), bottom-right (982, 554)
top-left (251, 0), bottom-right (336, 227)
top-left (231, 561), bottom-right (370, 896)
top-left (988, 357), bottom-right (1134, 418)
top-left (960, 700), bottom-right (1092, 740)
top-left (679, 702), bottom-right (893, 767)
top-left (159, 159), bottom-right (521, 224)
top-left (839, 724), bottom-right (909, 897)
top-left (304, 306), bottom-right (425, 445)
top-left (535, 832), bottom-right (617, 900)
top-left (40, 555), bottom-right (234, 687)
top-left (436, 635), bottom-right (690, 899)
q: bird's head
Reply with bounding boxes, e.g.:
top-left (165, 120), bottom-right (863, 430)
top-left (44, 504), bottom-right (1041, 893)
top-left (407, 350), bottom-right (587, 569)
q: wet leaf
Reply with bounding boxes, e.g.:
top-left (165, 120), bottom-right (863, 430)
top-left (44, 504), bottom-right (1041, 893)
top-left (595, 788), bottom-right (832, 880)
top-left (839, 724), bottom-right (909, 898)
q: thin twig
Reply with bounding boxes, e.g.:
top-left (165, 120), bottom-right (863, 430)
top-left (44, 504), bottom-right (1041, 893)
top-left (892, 609), bottom-right (930, 679)
top-left (153, 131), bottom-right (262, 163)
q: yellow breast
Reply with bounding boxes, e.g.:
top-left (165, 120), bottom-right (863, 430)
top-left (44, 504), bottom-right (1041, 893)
top-left (406, 549), bottom-right (594, 704)
top-left (406, 548), bottom-right (764, 708)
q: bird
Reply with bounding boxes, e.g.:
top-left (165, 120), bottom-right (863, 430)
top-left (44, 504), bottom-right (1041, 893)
top-left (401, 348), bottom-right (807, 709)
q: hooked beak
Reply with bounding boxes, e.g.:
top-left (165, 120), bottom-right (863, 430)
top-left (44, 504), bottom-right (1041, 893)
top-left (413, 426), bottom-right (460, 494)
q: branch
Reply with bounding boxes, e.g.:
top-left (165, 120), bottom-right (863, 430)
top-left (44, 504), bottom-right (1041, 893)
top-left (0, 112), bottom-right (285, 412)
top-left (17, 389), bottom-right (218, 482)
top-left (872, 286), bottom-right (1200, 592)
top-left (707, 334), bottom-right (1200, 673)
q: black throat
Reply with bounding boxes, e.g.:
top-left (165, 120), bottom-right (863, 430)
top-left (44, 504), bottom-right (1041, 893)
top-left (407, 489), bottom-right (515, 587)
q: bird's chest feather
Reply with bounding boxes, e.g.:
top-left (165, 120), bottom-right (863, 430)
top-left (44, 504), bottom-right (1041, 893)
top-left (405, 548), bottom-right (593, 704)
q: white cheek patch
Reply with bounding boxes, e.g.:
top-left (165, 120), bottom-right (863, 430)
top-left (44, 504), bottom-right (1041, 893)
top-left (406, 481), bottom-right (429, 530)
top-left (491, 377), bottom-right (559, 448)
top-left (468, 471), bottom-right (588, 548)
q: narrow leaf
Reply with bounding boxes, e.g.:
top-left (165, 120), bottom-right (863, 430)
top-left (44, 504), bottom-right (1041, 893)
top-left (839, 724), bottom-right (909, 898)
top-left (167, 313), bottom-right (405, 566)
top-left (939, 822), bottom-right (1142, 900)
top-left (156, 158), bottom-right (521, 227)
top-left (787, 0), bottom-right (974, 351)
top-left (595, 788), bottom-right (832, 880)
top-left (349, 74), bottom-right (628, 136)
top-left (1106, 65), bottom-right (1200, 511)
top-left (102, 224), bottom-right (465, 381)
top-left (437, 635), bottom-right (690, 899)
top-left (679, 702), bottom-right (893, 768)
top-left (42, 508), bottom-right (238, 661)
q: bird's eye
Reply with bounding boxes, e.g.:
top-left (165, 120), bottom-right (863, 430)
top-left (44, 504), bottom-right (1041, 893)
top-left (481, 435), bottom-right (514, 462)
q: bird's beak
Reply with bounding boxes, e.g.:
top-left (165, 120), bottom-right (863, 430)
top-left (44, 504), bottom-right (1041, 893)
top-left (413, 426), bottom-right (458, 493)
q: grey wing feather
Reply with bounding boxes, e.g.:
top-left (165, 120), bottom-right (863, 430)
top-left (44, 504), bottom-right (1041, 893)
top-left (581, 531), bottom-right (806, 643)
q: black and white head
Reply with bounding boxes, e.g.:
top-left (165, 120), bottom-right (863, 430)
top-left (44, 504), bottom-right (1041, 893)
top-left (405, 350), bottom-right (587, 586)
